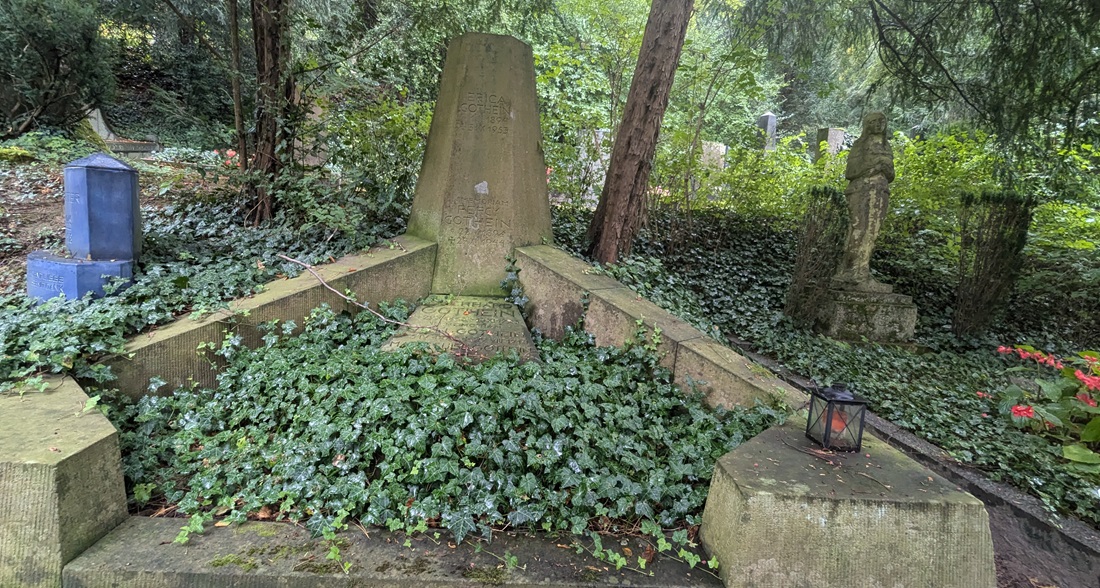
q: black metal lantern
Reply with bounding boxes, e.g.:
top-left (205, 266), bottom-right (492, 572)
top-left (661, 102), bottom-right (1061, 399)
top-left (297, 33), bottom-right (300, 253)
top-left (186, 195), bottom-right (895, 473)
top-left (805, 383), bottom-right (868, 451)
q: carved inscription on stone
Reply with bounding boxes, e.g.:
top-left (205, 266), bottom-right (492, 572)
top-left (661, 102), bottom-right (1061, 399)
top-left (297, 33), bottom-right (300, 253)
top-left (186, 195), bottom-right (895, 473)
top-left (456, 92), bottom-right (511, 136)
top-left (28, 270), bottom-right (65, 293)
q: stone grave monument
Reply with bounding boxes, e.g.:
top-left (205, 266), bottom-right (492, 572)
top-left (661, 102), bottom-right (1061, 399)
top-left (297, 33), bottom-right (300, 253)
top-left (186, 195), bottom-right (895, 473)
top-left (388, 33), bottom-right (549, 361)
top-left (26, 153), bottom-right (141, 302)
top-left (811, 127), bottom-right (846, 162)
top-left (756, 112), bottom-right (776, 150)
top-left (815, 113), bottom-right (917, 342)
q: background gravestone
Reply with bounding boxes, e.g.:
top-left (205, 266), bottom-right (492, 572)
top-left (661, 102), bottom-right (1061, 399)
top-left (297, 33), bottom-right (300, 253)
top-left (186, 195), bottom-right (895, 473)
top-left (26, 153), bottom-right (140, 301)
top-left (811, 127), bottom-right (846, 162)
top-left (756, 112), bottom-right (777, 150)
top-left (407, 33), bottom-right (553, 296)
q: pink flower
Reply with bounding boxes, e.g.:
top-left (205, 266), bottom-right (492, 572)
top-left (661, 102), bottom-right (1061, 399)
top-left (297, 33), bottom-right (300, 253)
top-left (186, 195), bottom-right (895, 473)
top-left (997, 345), bottom-right (1011, 354)
top-left (976, 391), bottom-right (991, 399)
top-left (1011, 405), bottom-right (1035, 419)
top-left (1076, 392), bottom-right (1098, 408)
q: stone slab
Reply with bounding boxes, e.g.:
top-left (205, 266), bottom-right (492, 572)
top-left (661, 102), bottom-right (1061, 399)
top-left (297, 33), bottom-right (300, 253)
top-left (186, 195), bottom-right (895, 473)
top-left (385, 295), bottom-right (537, 362)
top-left (1, 376), bottom-right (128, 588)
top-left (816, 288), bottom-right (917, 343)
top-left (515, 245), bottom-right (623, 339)
top-left (674, 338), bottom-right (804, 411)
top-left (700, 417), bottom-right (995, 588)
top-left (104, 236), bottom-right (436, 397)
top-left (407, 33), bottom-right (553, 295)
top-left (64, 517), bottom-right (722, 588)
top-left (585, 287), bottom-right (706, 370)
top-left (27, 251), bottom-right (133, 301)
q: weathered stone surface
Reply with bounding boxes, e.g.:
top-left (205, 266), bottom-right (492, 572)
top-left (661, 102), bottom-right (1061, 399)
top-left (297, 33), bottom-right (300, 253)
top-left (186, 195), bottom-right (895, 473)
top-left (585, 286), bottom-right (706, 370)
top-left (385, 295), bottom-right (537, 362)
top-left (407, 33), bottom-right (552, 295)
top-left (700, 418), bottom-right (995, 588)
top-left (64, 517), bottom-right (721, 588)
top-left (105, 236), bottom-right (436, 397)
top-left (514, 245), bottom-right (622, 339)
top-left (832, 112), bottom-right (894, 294)
top-left (816, 288), bottom-right (918, 343)
top-left (1, 377), bottom-right (127, 588)
top-left (812, 127), bottom-right (846, 162)
top-left (674, 337), bottom-right (804, 410)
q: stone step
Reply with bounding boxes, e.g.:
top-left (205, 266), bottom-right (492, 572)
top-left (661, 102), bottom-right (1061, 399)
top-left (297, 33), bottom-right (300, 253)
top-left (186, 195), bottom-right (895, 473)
top-left (64, 517), bottom-right (721, 588)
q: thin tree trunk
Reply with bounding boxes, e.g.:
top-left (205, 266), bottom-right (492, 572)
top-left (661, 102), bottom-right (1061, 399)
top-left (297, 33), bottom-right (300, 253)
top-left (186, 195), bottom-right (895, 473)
top-left (249, 0), bottom-right (291, 224)
top-left (586, 0), bottom-right (694, 263)
top-left (227, 0), bottom-right (248, 172)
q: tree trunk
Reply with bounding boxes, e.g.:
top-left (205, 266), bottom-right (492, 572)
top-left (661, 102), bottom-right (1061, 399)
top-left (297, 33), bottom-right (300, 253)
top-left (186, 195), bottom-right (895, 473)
top-left (585, 0), bottom-right (694, 264)
top-left (249, 0), bottom-right (292, 224)
top-left (227, 0), bottom-right (248, 172)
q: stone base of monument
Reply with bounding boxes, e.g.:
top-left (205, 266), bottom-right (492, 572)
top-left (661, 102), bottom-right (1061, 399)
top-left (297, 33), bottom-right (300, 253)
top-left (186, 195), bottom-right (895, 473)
top-left (26, 250), bottom-right (133, 301)
top-left (815, 288), bottom-right (917, 343)
top-left (384, 295), bottom-right (538, 362)
top-left (0, 376), bottom-right (128, 588)
top-left (700, 417), bottom-right (995, 588)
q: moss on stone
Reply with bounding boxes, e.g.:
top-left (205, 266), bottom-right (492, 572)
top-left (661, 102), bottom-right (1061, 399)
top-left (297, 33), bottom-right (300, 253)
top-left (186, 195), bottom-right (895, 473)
top-left (209, 553), bottom-right (258, 571)
top-left (462, 565), bottom-right (508, 585)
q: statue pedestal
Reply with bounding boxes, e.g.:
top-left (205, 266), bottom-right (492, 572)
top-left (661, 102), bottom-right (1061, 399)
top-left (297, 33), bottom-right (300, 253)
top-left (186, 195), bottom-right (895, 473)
top-left (816, 288), bottom-right (917, 343)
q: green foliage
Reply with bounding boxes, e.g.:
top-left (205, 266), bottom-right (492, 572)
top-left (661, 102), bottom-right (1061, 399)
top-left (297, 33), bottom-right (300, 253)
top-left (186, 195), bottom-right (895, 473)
top-left (954, 191), bottom-right (1034, 337)
top-left (0, 130), bottom-right (100, 164)
top-left (992, 346), bottom-right (1100, 470)
top-left (552, 202), bottom-right (1100, 528)
top-left (0, 0), bottom-right (115, 138)
top-left (784, 186), bottom-right (846, 326)
top-left (107, 305), bottom-right (782, 542)
top-left (0, 195), bottom-right (391, 392)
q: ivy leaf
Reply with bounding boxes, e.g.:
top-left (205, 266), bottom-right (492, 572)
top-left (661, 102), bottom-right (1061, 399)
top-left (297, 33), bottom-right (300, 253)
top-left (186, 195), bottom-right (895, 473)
top-left (1081, 417), bottom-right (1100, 443)
top-left (506, 504), bottom-right (544, 527)
top-left (441, 509), bottom-right (477, 544)
top-left (1063, 444), bottom-right (1100, 464)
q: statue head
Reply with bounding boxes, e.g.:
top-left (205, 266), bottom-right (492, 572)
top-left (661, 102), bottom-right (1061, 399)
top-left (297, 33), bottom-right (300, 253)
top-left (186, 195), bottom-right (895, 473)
top-left (862, 112), bottom-right (888, 136)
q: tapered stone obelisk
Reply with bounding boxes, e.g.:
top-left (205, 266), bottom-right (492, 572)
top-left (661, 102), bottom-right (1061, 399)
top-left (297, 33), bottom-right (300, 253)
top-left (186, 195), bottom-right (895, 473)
top-left (407, 33), bottom-right (552, 296)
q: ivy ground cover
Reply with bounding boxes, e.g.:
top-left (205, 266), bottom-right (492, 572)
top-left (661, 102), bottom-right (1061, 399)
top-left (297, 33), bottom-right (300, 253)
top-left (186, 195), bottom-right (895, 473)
top-left (553, 204), bottom-right (1100, 529)
top-left (107, 304), bottom-right (783, 545)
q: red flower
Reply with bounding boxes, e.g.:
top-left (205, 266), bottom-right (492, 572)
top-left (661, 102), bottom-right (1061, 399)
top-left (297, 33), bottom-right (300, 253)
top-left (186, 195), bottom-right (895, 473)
top-left (1076, 392), bottom-right (1098, 408)
top-left (1011, 405), bottom-right (1035, 419)
top-left (1074, 370), bottom-right (1100, 392)
top-left (976, 391), bottom-right (991, 399)
top-left (997, 345), bottom-right (1011, 354)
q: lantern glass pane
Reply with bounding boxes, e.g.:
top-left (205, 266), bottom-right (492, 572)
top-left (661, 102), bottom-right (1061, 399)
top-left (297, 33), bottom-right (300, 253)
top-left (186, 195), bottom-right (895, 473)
top-left (806, 393), bottom-right (827, 444)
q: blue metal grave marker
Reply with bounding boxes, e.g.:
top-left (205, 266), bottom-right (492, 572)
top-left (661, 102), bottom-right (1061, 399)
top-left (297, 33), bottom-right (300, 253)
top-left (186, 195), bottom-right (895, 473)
top-left (64, 153), bottom-right (141, 261)
top-left (26, 153), bottom-right (141, 302)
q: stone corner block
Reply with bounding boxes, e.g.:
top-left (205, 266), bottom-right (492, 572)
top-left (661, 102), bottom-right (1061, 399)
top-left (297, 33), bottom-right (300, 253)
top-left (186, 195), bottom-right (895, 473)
top-left (674, 338), bottom-right (805, 410)
top-left (700, 419), bottom-right (995, 588)
top-left (1, 376), bottom-right (128, 588)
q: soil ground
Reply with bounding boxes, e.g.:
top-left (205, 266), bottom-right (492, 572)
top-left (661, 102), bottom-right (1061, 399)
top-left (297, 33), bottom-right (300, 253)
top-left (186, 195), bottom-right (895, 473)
top-left (0, 159), bottom-right (1088, 587)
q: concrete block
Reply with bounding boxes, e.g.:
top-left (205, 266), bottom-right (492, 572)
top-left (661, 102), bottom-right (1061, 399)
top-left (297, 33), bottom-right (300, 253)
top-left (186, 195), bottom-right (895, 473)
top-left (674, 338), bottom-right (804, 410)
top-left (0, 377), bottom-right (127, 588)
top-left (514, 245), bottom-right (622, 339)
top-left (700, 418), bottom-right (995, 588)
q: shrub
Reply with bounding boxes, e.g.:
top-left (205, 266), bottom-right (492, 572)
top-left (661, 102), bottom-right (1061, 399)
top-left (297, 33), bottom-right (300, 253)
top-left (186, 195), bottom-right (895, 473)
top-left (0, 0), bottom-right (115, 139)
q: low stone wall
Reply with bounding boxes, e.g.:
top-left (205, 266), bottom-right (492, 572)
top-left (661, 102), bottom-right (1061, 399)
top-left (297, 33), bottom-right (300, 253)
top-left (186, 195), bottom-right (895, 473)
top-left (104, 235), bottom-right (437, 397)
top-left (515, 245), bottom-right (804, 410)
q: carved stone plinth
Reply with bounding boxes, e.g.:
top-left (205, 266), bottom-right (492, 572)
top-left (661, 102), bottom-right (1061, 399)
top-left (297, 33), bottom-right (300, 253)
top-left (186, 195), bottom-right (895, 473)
top-left (816, 288), bottom-right (917, 343)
